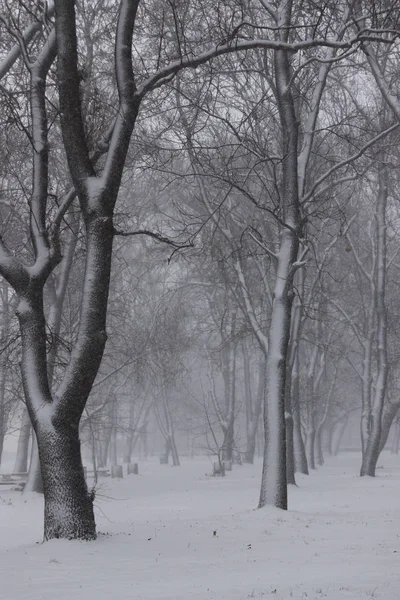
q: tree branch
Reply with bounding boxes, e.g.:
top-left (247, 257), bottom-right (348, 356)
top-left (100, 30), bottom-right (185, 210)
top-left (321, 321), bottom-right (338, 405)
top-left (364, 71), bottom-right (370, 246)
top-left (113, 228), bottom-right (194, 250)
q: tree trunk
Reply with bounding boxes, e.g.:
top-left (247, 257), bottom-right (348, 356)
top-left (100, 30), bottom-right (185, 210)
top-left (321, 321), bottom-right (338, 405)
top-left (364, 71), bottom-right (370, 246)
top-left (0, 282), bottom-right (10, 467)
top-left (221, 420), bottom-right (234, 463)
top-left (315, 425), bottom-right (324, 466)
top-left (0, 418), bottom-right (4, 466)
top-left (161, 387), bottom-right (180, 466)
top-left (100, 427), bottom-right (112, 468)
top-left (325, 421), bottom-right (335, 456)
top-left (306, 428), bottom-right (316, 470)
top-left (243, 348), bottom-right (264, 465)
top-left (14, 405), bottom-right (31, 473)
top-left (391, 424), bottom-right (400, 454)
top-left (333, 416), bottom-right (348, 456)
top-left (36, 421), bottom-right (95, 540)
top-left (361, 160), bottom-right (388, 477)
top-left (123, 400), bottom-right (135, 463)
top-left (259, 18), bottom-right (301, 509)
top-left (162, 437), bottom-right (171, 463)
top-left (110, 426), bottom-right (118, 467)
top-left (285, 360), bottom-right (296, 485)
top-left (292, 358), bottom-right (308, 474)
top-left (245, 432), bottom-right (256, 464)
top-left (110, 399), bottom-right (118, 467)
top-left (170, 434), bottom-right (180, 467)
top-left (378, 402), bottom-right (400, 454)
top-left (24, 435), bottom-right (43, 494)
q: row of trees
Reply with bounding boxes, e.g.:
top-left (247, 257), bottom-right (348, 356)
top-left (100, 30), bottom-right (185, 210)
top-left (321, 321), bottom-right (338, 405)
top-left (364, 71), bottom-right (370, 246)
top-left (1, 0), bottom-right (400, 540)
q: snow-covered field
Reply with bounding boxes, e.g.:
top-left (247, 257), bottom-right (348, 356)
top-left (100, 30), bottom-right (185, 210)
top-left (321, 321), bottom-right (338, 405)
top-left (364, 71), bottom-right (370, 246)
top-left (0, 452), bottom-right (399, 600)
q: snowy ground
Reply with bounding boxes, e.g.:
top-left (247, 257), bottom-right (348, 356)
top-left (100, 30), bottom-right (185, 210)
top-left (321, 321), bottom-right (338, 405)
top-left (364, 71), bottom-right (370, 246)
top-left (0, 452), bottom-right (399, 600)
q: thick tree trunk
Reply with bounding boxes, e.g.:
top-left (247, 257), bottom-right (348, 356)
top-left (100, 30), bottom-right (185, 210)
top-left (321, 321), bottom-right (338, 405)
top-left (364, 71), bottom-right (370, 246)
top-left (14, 406), bottom-right (31, 473)
top-left (36, 421), bottom-right (95, 540)
top-left (18, 286), bottom-right (96, 537)
top-left (259, 253), bottom-right (294, 509)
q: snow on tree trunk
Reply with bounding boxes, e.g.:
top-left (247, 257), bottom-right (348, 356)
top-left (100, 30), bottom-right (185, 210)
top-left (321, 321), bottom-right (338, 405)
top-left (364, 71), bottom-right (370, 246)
top-left (258, 233), bottom-right (298, 510)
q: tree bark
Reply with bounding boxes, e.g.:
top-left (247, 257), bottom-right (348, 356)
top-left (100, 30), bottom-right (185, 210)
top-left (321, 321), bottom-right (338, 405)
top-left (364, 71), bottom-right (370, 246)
top-left (37, 421), bottom-right (95, 540)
